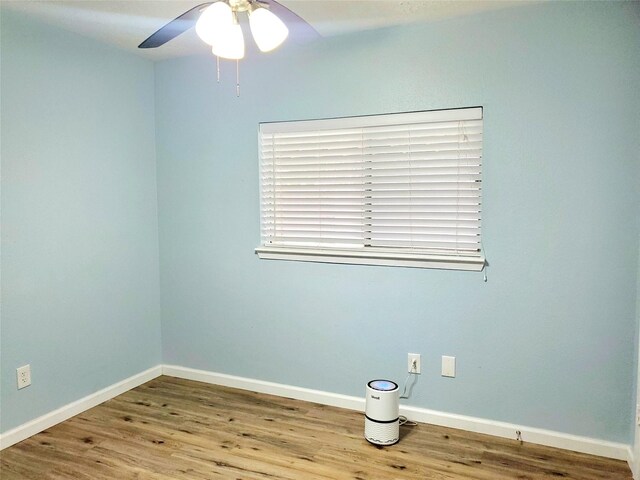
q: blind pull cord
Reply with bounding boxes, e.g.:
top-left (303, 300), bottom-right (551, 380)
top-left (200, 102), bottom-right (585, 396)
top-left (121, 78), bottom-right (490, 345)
top-left (481, 242), bottom-right (488, 282)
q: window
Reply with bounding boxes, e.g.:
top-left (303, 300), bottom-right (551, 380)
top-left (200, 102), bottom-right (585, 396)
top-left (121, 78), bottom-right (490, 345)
top-left (256, 107), bottom-right (484, 271)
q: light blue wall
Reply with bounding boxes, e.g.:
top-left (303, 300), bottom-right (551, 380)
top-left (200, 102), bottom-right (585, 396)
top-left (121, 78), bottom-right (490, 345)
top-left (1, 10), bottom-right (161, 431)
top-left (155, 2), bottom-right (640, 443)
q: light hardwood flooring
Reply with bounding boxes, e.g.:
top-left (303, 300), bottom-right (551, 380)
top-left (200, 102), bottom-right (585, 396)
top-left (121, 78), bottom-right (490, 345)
top-left (0, 376), bottom-right (632, 479)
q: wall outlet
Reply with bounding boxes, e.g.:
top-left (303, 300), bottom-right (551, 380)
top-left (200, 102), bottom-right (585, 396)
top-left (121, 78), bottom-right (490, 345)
top-left (407, 353), bottom-right (421, 374)
top-left (441, 356), bottom-right (456, 378)
top-left (17, 364), bottom-right (31, 389)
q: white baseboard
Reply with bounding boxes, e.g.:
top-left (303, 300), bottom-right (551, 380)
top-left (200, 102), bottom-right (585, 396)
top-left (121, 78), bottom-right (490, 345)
top-left (627, 445), bottom-right (640, 480)
top-left (0, 365), bottom-right (162, 450)
top-left (162, 364), bottom-right (365, 411)
top-left (400, 403), bottom-right (629, 461)
top-left (163, 364), bottom-right (630, 462)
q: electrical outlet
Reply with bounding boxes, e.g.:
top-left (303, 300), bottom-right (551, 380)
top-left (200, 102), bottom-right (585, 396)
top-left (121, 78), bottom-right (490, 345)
top-left (17, 364), bottom-right (31, 389)
top-left (407, 353), bottom-right (421, 374)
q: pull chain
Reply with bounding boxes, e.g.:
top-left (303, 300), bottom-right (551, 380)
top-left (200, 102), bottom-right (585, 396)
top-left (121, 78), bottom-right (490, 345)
top-left (212, 56), bottom-right (240, 96)
top-left (236, 59), bottom-right (240, 97)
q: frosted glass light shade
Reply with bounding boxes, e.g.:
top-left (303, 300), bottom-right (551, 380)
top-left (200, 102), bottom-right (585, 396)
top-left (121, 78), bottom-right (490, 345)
top-left (249, 7), bottom-right (288, 52)
top-left (195, 2), bottom-right (233, 46)
top-left (211, 22), bottom-right (245, 59)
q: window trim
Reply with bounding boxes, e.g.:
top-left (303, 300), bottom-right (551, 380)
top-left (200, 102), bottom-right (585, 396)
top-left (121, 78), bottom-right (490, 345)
top-left (256, 107), bottom-right (485, 272)
top-left (255, 246), bottom-right (485, 271)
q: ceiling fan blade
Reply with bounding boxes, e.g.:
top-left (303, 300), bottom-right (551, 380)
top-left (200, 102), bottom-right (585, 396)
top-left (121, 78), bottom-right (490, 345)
top-left (259, 0), bottom-right (321, 44)
top-left (139, 2), bottom-right (213, 48)
top-left (138, 0), bottom-right (320, 49)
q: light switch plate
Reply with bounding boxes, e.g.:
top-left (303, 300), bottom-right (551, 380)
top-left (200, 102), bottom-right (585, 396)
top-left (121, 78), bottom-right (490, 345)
top-left (442, 356), bottom-right (456, 378)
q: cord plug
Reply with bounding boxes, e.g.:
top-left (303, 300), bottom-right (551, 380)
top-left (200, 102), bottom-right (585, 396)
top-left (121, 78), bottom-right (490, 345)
top-left (407, 354), bottom-right (421, 374)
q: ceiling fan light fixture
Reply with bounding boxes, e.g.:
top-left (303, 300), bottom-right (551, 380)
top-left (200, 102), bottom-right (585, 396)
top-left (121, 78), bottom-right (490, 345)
top-left (249, 7), bottom-right (289, 52)
top-left (195, 1), bottom-right (233, 46)
top-left (211, 20), bottom-right (245, 59)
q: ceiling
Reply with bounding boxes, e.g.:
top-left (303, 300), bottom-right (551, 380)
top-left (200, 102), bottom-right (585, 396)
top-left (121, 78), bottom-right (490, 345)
top-left (2, 1), bottom-right (532, 61)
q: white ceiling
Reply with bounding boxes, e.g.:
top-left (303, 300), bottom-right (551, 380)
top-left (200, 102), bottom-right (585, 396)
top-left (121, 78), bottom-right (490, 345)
top-left (2, 0), bottom-right (532, 61)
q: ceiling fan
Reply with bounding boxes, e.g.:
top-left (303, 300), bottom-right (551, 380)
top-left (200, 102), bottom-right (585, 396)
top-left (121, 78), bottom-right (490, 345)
top-left (139, 0), bottom-right (319, 54)
top-left (139, 0), bottom-right (319, 94)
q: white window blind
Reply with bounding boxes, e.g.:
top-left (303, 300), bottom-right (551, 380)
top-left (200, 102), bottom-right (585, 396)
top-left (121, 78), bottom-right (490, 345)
top-left (256, 107), bottom-right (484, 271)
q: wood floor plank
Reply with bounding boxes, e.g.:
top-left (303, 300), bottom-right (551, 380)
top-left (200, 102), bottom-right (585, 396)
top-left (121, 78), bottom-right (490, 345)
top-left (0, 376), bottom-right (631, 479)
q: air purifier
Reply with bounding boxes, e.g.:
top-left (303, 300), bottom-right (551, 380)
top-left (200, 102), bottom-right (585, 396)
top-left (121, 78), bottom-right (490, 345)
top-left (364, 379), bottom-right (399, 446)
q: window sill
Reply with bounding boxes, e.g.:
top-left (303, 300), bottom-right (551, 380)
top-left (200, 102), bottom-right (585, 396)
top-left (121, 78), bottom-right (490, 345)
top-left (255, 246), bottom-right (485, 272)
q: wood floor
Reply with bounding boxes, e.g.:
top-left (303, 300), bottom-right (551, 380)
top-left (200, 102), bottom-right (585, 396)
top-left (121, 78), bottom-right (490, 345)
top-left (0, 376), bottom-right (632, 479)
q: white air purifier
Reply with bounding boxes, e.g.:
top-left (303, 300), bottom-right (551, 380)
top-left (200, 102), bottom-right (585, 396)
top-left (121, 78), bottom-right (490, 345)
top-left (364, 379), bottom-right (399, 446)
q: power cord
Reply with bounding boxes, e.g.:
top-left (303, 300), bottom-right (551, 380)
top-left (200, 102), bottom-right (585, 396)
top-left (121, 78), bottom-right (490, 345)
top-left (399, 359), bottom-right (418, 399)
top-left (399, 415), bottom-right (417, 426)
top-left (397, 359), bottom-right (419, 427)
